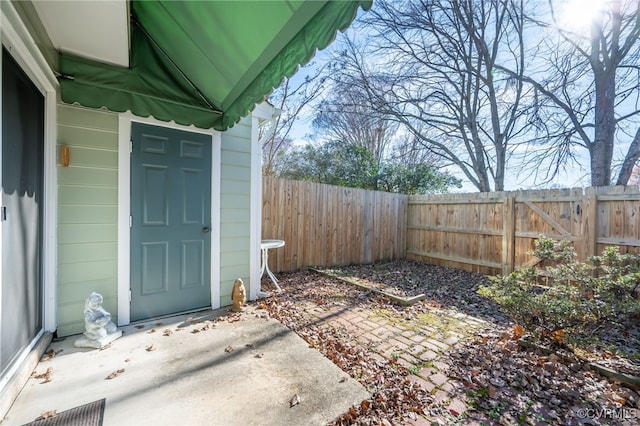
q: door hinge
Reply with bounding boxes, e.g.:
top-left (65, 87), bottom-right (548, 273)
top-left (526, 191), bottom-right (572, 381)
top-left (129, 215), bottom-right (132, 228)
top-left (129, 289), bottom-right (132, 302)
top-left (129, 140), bottom-right (133, 154)
top-left (0, 206), bottom-right (6, 221)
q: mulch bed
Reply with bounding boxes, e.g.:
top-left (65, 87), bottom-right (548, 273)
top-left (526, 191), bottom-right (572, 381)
top-left (261, 260), bottom-right (640, 425)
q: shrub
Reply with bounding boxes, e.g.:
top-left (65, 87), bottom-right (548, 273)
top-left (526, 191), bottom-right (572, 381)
top-left (478, 237), bottom-right (640, 344)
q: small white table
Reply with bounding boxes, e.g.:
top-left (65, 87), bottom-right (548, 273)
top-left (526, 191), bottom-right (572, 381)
top-left (260, 239), bottom-right (285, 293)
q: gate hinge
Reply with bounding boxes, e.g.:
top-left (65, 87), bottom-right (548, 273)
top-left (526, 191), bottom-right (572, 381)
top-left (129, 140), bottom-right (133, 154)
top-left (0, 206), bottom-right (6, 221)
top-left (129, 289), bottom-right (132, 302)
top-left (129, 215), bottom-right (132, 228)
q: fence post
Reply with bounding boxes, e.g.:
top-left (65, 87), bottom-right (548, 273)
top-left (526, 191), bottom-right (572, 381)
top-left (502, 193), bottom-right (516, 275)
top-left (581, 187), bottom-right (597, 260)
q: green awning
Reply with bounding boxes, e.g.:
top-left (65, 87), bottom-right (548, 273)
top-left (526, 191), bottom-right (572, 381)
top-left (59, 0), bottom-right (371, 130)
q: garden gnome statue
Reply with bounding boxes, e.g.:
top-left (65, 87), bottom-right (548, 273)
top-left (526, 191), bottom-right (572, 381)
top-left (231, 278), bottom-right (246, 312)
top-left (74, 292), bottom-right (122, 349)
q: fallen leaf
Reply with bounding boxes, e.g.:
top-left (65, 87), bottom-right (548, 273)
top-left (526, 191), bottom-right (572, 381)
top-left (36, 410), bottom-right (57, 420)
top-left (163, 329), bottom-right (173, 336)
top-left (124, 358), bottom-right (131, 362)
top-left (289, 394), bottom-right (301, 407)
top-left (99, 342), bottom-right (112, 351)
top-left (147, 329), bottom-right (156, 334)
top-left (134, 324), bottom-right (145, 329)
top-left (339, 376), bottom-right (348, 383)
top-left (155, 322), bottom-right (163, 326)
top-left (32, 367), bottom-right (53, 383)
top-left (513, 324), bottom-right (524, 338)
top-left (254, 353), bottom-right (264, 359)
top-left (191, 329), bottom-right (201, 334)
top-left (105, 368), bottom-right (125, 380)
top-left (224, 345), bottom-right (234, 353)
top-left (145, 345), bottom-right (155, 352)
top-left (552, 329), bottom-right (565, 342)
top-left (40, 349), bottom-right (62, 362)
top-left (245, 343), bottom-right (254, 348)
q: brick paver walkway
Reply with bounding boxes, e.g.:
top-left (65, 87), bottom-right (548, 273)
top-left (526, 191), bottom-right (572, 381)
top-left (299, 299), bottom-right (490, 423)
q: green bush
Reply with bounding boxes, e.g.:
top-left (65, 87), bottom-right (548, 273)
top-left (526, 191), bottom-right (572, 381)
top-left (479, 237), bottom-right (640, 343)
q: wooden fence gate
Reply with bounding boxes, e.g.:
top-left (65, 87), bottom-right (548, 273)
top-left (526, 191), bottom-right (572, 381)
top-left (408, 186), bottom-right (640, 275)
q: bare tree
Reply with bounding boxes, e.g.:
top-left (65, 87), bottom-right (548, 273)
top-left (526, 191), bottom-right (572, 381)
top-left (262, 66), bottom-right (327, 176)
top-left (312, 75), bottom-right (443, 170)
top-left (311, 80), bottom-right (398, 166)
top-left (335, 0), bottom-right (531, 192)
top-left (497, 0), bottom-right (640, 186)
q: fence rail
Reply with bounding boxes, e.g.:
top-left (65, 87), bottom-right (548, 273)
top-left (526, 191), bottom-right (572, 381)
top-left (262, 177), bottom-right (640, 275)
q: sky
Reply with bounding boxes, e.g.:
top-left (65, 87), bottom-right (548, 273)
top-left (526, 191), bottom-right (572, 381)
top-left (278, 0), bottom-right (635, 193)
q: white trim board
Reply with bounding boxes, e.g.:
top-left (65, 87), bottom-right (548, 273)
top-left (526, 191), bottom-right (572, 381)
top-left (117, 112), bottom-right (221, 325)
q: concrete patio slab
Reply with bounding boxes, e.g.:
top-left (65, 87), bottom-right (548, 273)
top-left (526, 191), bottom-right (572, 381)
top-left (2, 306), bottom-right (369, 426)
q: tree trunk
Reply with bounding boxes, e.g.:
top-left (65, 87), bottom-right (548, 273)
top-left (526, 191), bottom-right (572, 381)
top-left (590, 67), bottom-right (616, 187)
top-left (616, 128), bottom-right (640, 185)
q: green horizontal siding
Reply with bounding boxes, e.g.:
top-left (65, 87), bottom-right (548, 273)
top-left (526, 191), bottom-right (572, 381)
top-left (220, 194), bottom-right (250, 210)
top-left (220, 180), bottom-right (251, 196)
top-left (57, 242), bottom-right (117, 264)
top-left (219, 116), bottom-right (252, 307)
top-left (220, 250), bottom-right (250, 266)
top-left (57, 167), bottom-right (118, 187)
top-left (57, 279), bottom-right (117, 304)
top-left (220, 208), bottom-right (250, 223)
top-left (221, 150), bottom-right (251, 167)
top-left (220, 164), bottom-right (251, 181)
top-left (58, 124), bottom-right (119, 149)
top-left (58, 205), bottom-right (118, 224)
top-left (57, 103), bottom-right (119, 336)
top-left (58, 224), bottom-right (118, 244)
top-left (58, 186), bottom-right (118, 205)
top-left (58, 260), bottom-right (118, 284)
top-left (219, 237), bottom-right (251, 252)
top-left (219, 223), bottom-right (250, 238)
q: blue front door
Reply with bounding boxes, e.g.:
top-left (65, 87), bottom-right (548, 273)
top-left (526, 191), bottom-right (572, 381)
top-left (130, 122), bottom-right (212, 321)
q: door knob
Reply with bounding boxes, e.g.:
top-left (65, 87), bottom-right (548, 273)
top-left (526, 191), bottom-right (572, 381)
top-left (202, 227), bottom-right (210, 234)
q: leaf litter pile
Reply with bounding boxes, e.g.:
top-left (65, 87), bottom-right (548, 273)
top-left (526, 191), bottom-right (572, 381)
top-left (262, 261), bottom-right (640, 425)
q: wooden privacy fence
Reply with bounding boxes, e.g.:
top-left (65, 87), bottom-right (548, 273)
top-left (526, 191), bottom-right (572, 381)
top-left (262, 176), bottom-right (408, 272)
top-left (262, 178), bottom-right (640, 276)
top-left (407, 185), bottom-right (640, 275)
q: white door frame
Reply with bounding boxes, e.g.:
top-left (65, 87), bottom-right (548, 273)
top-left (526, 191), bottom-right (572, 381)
top-left (0, 1), bottom-right (58, 390)
top-left (117, 113), bottom-right (221, 325)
